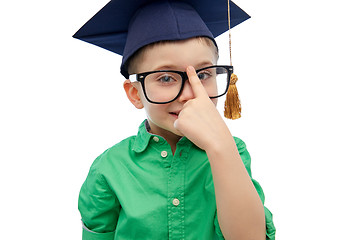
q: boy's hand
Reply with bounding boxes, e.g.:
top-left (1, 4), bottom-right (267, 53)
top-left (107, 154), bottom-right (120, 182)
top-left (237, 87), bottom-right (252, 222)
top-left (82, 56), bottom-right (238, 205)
top-left (174, 66), bottom-right (233, 151)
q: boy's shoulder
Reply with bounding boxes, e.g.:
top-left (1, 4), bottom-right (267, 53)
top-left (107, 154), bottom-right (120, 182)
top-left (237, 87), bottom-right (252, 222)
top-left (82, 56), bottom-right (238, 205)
top-left (88, 120), bottom-right (151, 172)
top-left (89, 134), bottom-right (137, 171)
top-left (111, 134), bottom-right (138, 151)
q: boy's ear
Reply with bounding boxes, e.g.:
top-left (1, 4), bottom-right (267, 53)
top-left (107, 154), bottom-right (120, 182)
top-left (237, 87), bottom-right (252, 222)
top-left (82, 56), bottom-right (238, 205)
top-left (123, 80), bottom-right (144, 109)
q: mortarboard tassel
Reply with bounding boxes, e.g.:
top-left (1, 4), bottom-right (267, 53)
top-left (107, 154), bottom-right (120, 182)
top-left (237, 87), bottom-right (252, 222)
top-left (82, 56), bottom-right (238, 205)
top-left (224, 0), bottom-right (241, 119)
top-left (224, 73), bottom-right (241, 119)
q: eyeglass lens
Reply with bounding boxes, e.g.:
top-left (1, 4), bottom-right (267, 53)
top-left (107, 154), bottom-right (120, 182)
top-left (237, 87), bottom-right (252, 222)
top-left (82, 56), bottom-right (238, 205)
top-left (143, 66), bottom-right (229, 103)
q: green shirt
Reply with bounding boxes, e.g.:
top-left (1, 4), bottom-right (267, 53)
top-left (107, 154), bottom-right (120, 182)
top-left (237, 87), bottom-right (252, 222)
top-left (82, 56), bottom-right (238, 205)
top-left (79, 120), bottom-right (276, 239)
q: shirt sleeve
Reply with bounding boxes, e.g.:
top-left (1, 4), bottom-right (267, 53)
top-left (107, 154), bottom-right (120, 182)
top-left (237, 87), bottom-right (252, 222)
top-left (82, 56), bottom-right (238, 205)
top-left (78, 156), bottom-right (121, 240)
top-left (214, 137), bottom-right (276, 240)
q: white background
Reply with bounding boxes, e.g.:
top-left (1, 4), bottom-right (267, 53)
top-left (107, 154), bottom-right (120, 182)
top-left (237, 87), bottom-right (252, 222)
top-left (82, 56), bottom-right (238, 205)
top-left (1, 0), bottom-right (359, 239)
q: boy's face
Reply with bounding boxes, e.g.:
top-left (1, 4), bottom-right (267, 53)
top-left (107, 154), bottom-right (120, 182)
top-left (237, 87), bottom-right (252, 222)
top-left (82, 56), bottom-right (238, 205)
top-left (124, 38), bottom-right (218, 140)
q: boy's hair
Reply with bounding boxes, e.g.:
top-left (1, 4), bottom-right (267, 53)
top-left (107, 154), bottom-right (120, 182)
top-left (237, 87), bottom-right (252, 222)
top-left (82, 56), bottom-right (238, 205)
top-left (126, 37), bottom-right (219, 76)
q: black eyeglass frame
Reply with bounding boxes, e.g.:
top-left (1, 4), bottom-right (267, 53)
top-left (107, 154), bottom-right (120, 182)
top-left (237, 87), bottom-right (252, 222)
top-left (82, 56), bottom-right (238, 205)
top-left (128, 65), bottom-right (233, 104)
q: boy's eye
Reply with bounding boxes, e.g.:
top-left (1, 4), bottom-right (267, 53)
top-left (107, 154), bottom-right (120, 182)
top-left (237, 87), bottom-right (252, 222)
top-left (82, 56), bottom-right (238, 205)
top-left (197, 71), bottom-right (212, 81)
top-left (156, 74), bottom-right (178, 84)
top-left (160, 75), bottom-right (172, 82)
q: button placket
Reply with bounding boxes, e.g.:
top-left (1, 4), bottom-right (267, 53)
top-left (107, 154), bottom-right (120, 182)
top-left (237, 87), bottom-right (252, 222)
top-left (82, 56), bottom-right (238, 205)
top-left (167, 144), bottom-right (189, 240)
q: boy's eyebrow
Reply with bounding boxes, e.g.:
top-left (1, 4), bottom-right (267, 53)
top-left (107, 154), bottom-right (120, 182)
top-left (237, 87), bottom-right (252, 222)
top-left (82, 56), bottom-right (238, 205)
top-left (152, 64), bottom-right (179, 71)
top-left (195, 61), bottom-right (216, 69)
top-left (152, 61), bottom-right (215, 72)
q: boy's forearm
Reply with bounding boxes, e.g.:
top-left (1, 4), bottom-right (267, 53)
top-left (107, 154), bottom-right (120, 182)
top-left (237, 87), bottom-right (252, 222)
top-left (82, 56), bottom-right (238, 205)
top-left (206, 137), bottom-right (266, 240)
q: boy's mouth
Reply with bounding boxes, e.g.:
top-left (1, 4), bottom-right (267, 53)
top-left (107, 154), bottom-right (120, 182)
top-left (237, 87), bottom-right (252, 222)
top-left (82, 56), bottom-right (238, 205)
top-left (169, 111), bottom-right (180, 117)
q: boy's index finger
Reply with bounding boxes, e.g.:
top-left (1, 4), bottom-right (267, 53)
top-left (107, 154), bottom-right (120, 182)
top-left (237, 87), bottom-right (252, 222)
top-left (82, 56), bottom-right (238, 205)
top-left (186, 66), bottom-right (208, 98)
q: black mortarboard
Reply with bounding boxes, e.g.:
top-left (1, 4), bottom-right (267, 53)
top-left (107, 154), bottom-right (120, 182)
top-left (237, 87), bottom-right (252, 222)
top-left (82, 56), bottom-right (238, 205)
top-left (73, 0), bottom-right (250, 79)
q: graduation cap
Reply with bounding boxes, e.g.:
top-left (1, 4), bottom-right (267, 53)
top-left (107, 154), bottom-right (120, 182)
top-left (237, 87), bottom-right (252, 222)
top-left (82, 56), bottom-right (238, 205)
top-left (73, 0), bottom-right (250, 119)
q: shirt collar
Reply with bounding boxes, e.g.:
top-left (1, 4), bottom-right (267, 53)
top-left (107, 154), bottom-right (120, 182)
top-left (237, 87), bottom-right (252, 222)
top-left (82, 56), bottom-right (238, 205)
top-left (132, 119), bottom-right (194, 153)
top-left (132, 120), bottom-right (153, 153)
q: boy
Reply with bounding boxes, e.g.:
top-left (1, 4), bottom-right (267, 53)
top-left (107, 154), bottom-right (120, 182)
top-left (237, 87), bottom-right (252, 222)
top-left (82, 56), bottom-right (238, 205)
top-left (74, 0), bottom-right (276, 239)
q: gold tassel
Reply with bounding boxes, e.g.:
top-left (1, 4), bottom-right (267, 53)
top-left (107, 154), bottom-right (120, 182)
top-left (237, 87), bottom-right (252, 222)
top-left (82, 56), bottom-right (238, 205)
top-left (224, 73), bottom-right (241, 119)
top-left (224, 0), bottom-right (241, 120)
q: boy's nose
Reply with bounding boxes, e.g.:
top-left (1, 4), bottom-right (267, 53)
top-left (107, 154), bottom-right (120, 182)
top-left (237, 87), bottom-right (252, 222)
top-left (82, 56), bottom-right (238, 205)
top-left (178, 80), bottom-right (195, 102)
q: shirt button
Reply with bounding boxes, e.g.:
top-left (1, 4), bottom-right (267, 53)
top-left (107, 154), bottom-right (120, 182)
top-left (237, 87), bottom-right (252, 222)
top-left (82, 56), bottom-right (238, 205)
top-left (172, 198), bottom-right (180, 206)
top-left (153, 136), bottom-right (159, 142)
top-left (161, 151), bottom-right (168, 158)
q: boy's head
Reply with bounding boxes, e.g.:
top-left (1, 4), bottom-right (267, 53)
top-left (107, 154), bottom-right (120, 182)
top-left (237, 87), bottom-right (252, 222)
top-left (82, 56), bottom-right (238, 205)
top-left (116, 1), bottom-right (224, 139)
top-left (123, 36), bottom-right (219, 138)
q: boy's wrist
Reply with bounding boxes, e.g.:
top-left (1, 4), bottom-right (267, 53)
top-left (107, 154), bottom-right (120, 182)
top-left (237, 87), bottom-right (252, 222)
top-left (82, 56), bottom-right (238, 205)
top-left (204, 132), bottom-right (237, 158)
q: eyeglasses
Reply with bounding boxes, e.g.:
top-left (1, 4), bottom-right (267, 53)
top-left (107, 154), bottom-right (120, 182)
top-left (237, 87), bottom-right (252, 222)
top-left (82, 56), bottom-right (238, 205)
top-left (129, 65), bottom-right (233, 104)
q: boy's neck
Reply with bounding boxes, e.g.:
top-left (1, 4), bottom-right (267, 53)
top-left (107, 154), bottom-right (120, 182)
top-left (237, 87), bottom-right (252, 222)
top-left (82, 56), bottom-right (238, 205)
top-left (146, 120), bottom-right (181, 155)
top-left (165, 134), bottom-right (181, 155)
top-left (155, 131), bottom-right (181, 155)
